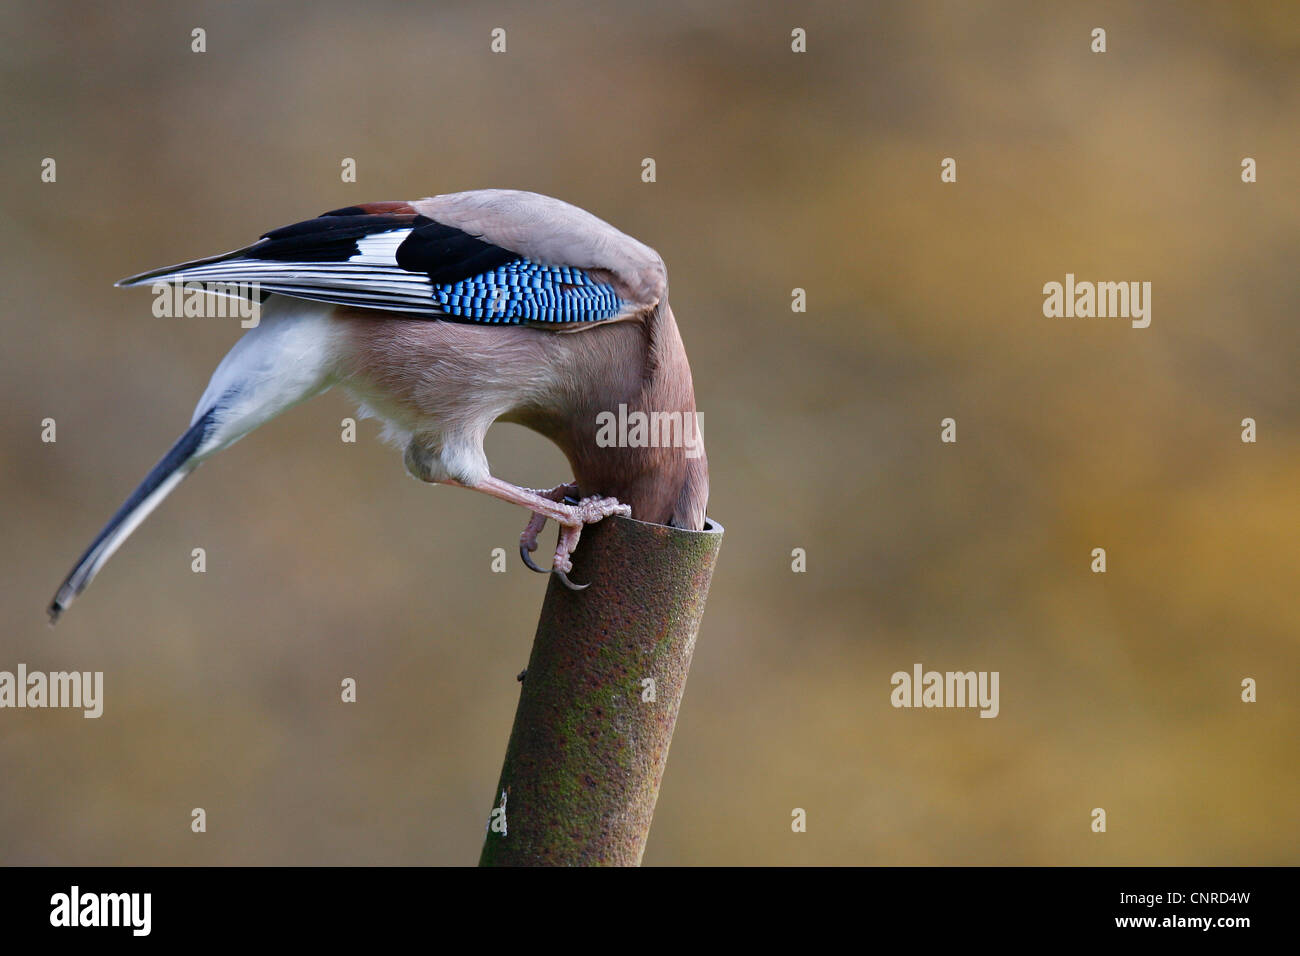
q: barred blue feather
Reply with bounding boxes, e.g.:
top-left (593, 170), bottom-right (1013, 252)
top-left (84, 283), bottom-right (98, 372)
top-left (434, 259), bottom-right (625, 323)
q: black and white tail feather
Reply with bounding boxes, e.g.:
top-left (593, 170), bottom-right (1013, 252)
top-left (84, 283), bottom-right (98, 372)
top-left (47, 291), bottom-right (339, 623)
top-left (48, 410), bottom-right (215, 622)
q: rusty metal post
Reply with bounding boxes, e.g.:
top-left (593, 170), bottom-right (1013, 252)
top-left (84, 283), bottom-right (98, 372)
top-left (478, 514), bottom-right (723, 866)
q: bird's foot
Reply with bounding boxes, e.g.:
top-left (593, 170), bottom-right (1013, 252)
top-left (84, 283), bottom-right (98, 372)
top-left (518, 482), bottom-right (580, 572)
top-left (519, 489), bottom-right (630, 590)
top-left (445, 475), bottom-right (630, 590)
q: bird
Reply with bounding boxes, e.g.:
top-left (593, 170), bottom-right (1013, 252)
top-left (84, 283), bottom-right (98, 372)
top-left (48, 189), bottom-right (708, 622)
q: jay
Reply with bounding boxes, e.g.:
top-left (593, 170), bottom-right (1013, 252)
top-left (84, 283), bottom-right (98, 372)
top-left (49, 189), bottom-right (708, 621)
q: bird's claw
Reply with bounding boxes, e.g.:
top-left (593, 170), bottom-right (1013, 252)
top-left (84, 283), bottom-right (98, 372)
top-left (519, 543), bottom-right (547, 574)
top-left (548, 531), bottom-right (591, 590)
top-left (516, 488), bottom-right (630, 587)
top-left (553, 568), bottom-right (590, 591)
top-left (519, 499), bottom-right (557, 574)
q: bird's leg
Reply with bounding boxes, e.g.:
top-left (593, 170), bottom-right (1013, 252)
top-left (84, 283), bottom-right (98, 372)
top-left (445, 476), bottom-right (631, 590)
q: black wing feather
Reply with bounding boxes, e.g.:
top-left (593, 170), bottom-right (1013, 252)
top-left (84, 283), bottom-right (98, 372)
top-left (116, 202), bottom-right (629, 326)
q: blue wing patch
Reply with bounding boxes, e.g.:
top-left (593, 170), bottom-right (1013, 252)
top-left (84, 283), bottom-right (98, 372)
top-left (435, 260), bottom-right (625, 324)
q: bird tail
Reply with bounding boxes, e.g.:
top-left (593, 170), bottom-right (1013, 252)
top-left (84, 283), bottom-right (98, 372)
top-left (47, 408), bottom-right (217, 624)
top-left (114, 247), bottom-right (254, 288)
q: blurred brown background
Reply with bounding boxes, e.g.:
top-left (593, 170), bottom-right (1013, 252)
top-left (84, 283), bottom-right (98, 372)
top-left (2, 0), bottom-right (1297, 865)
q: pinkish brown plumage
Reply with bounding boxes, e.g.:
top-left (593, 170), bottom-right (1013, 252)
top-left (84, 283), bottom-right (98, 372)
top-left (49, 190), bottom-right (708, 619)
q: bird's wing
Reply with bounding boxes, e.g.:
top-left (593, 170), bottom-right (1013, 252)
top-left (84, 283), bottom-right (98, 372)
top-left (116, 192), bottom-right (667, 328)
